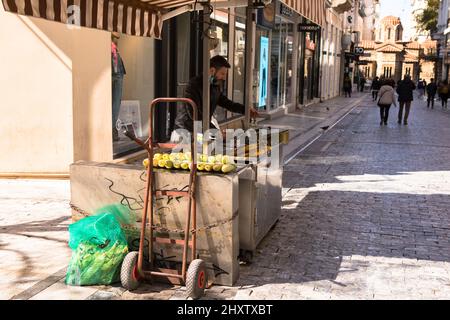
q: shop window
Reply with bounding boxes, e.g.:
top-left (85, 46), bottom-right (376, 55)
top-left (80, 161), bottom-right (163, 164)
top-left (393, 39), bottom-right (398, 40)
top-left (270, 19), bottom-right (294, 110)
top-left (233, 15), bottom-right (246, 106)
top-left (113, 34), bottom-right (155, 158)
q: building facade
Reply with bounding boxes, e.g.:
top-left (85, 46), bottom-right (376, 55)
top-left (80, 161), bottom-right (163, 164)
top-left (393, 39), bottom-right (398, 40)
top-left (0, 0), bottom-right (333, 174)
top-left (434, 0), bottom-right (450, 80)
top-left (359, 16), bottom-right (436, 83)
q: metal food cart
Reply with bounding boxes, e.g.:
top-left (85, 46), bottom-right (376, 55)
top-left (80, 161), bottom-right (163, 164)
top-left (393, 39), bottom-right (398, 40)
top-left (67, 0), bottom-right (289, 289)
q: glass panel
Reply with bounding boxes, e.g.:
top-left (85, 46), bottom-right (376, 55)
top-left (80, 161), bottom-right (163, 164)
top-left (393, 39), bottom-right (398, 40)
top-left (113, 34), bottom-right (155, 157)
top-left (176, 13), bottom-right (191, 98)
top-left (210, 9), bottom-right (229, 123)
top-left (270, 17), bottom-right (282, 110)
top-left (284, 24), bottom-right (294, 105)
top-left (233, 16), bottom-right (246, 106)
top-left (279, 23), bottom-right (287, 106)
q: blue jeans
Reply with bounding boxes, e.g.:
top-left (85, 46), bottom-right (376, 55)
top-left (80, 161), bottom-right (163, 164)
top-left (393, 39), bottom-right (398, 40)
top-left (112, 76), bottom-right (124, 129)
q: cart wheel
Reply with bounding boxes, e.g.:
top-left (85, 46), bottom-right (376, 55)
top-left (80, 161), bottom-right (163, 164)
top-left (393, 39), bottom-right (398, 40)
top-left (239, 250), bottom-right (253, 264)
top-left (121, 251), bottom-right (141, 291)
top-left (186, 259), bottom-right (207, 299)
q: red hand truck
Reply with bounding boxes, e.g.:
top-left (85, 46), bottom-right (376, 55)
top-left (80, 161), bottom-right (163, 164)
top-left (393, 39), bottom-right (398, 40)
top-left (120, 98), bottom-right (207, 299)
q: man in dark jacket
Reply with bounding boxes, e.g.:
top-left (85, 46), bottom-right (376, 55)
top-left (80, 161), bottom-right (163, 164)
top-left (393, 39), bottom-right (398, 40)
top-left (172, 55), bottom-right (258, 140)
top-left (371, 76), bottom-right (382, 101)
top-left (426, 78), bottom-right (438, 109)
top-left (396, 75), bottom-right (416, 125)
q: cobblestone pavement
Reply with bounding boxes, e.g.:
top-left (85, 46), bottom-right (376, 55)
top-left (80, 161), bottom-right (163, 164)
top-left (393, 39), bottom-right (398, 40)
top-left (5, 92), bottom-right (450, 300)
top-left (234, 93), bottom-right (450, 300)
top-left (91, 93), bottom-right (450, 300)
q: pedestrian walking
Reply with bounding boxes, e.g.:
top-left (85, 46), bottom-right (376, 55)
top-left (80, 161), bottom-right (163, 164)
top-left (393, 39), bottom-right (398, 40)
top-left (396, 75), bottom-right (416, 125)
top-left (438, 80), bottom-right (449, 109)
top-left (377, 79), bottom-right (397, 125)
top-left (417, 79), bottom-right (425, 100)
top-left (426, 78), bottom-right (438, 109)
top-left (359, 77), bottom-right (366, 92)
top-left (343, 74), bottom-right (352, 98)
top-left (371, 76), bottom-right (382, 101)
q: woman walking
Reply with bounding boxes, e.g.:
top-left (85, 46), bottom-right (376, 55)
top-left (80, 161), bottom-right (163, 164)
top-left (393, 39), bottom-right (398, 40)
top-left (377, 79), bottom-right (397, 125)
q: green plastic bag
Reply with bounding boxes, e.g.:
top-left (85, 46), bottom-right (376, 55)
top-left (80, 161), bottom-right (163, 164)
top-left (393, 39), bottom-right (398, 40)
top-left (65, 212), bottom-right (129, 286)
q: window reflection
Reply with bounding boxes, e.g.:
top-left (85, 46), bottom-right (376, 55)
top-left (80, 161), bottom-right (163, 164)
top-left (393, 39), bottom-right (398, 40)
top-left (233, 16), bottom-right (246, 105)
top-left (271, 19), bottom-right (294, 110)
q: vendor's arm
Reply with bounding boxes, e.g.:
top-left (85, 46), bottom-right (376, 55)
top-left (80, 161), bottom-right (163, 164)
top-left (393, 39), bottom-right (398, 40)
top-left (217, 94), bottom-right (245, 114)
top-left (218, 94), bottom-right (259, 119)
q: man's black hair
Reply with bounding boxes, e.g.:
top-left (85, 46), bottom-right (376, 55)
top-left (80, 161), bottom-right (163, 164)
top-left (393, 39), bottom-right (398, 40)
top-left (210, 55), bottom-right (231, 69)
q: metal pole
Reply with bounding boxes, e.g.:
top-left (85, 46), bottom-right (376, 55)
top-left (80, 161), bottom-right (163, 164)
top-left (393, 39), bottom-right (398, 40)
top-left (202, 3), bottom-right (211, 137)
top-left (244, 0), bottom-right (254, 130)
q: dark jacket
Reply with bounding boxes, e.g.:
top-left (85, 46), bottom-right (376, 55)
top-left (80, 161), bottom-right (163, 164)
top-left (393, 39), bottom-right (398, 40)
top-left (426, 82), bottom-right (438, 96)
top-left (396, 79), bottom-right (416, 102)
top-left (174, 75), bottom-right (245, 132)
top-left (343, 78), bottom-right (352, 90)
top-left (371, 79), bottom-right (382, 91)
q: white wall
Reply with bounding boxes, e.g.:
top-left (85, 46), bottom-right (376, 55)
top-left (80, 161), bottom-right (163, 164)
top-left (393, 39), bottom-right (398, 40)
top-left (0, 6), bottom-right (111, 173)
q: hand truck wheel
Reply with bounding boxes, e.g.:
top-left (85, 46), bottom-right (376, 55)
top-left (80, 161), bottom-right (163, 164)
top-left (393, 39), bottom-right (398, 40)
top-left (186, 259), bottom-right (207, 299)
top-left (120, 251), bottom-right (141, 291)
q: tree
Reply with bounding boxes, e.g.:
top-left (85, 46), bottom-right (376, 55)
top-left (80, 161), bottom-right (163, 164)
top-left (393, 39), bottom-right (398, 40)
top-left (415, 0), bottom-right (440, 34)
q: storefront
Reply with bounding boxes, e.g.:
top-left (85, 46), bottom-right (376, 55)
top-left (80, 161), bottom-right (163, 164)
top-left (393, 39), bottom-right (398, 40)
top-left (298, 19), bottom-right (321, 105)
top-left (253, 1), bottom-right (323, 114)
top-left (0, 0), bottom-right (326, 174)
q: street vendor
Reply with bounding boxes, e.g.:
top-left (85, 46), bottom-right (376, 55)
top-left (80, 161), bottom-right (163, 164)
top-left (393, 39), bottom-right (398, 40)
top-left (171, 55), bottom-right (258, 141)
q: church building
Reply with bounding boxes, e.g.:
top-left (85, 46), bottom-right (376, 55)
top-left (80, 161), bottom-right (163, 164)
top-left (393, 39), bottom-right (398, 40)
top-left (358, 16), bottom-right (436, 83)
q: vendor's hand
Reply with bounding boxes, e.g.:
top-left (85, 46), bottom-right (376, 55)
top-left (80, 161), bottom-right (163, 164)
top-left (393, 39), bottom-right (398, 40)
top-left (250, 107), bottom-right (259, 120)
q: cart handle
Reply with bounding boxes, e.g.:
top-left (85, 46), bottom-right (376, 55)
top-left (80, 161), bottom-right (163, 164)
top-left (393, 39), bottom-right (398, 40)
top-left (149, 98), bottom-right (198, 155)
top-left (123, 98), bottom-right (198, 154)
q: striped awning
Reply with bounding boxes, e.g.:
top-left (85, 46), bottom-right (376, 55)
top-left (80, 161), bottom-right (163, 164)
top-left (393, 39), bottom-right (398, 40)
top-left (280, 0), bottom-right (326, 27)
top-left (0, 0), bottom-right (197, 38)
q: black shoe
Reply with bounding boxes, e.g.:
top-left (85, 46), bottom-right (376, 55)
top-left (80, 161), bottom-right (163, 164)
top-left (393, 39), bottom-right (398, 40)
top-left (384, 121), bottom-right (388, 125)
top-left (380, 121), bottom-right (383, 126)
top-left (404, 121), bottom-right (408, 126)
top-left (397, 120), bottom-right (401, 124)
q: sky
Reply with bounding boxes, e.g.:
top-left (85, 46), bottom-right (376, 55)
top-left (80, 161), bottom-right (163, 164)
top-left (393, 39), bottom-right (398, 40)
top-left (379, 0), bottom-right (413, 40)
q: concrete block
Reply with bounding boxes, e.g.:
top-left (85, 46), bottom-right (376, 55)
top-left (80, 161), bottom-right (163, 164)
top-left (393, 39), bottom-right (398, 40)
top-left (70, 161), bottom-right (240, 286)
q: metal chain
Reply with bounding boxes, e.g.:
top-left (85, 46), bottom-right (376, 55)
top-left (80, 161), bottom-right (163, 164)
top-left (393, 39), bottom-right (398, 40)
top-left (70, 203), bottom-right (90, 217)
top-left (70, 203), bottom-right (238, 234)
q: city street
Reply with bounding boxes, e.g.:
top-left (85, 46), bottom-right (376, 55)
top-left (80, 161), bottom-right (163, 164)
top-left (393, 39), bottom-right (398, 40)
top-left (234, 93), bottom-right (450, 300)
top-left (4, 92), bottom-right (450, 300)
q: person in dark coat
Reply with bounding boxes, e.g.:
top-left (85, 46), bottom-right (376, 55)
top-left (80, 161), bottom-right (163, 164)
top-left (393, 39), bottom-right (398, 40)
top-left (172, 55), bottom-right (258, 140)
top-left (396, 75), bottom-right (416, 125)
top-left (359, 77), bottom-right (366, 92)
top-left (371, 76), bottom-right (382, 101)
top-left (438, 80), bottom-right (449, 109)
top-left (343, 74), bottom-right (352, 97)
top-left (426, 78), bottom-right (438, 109)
